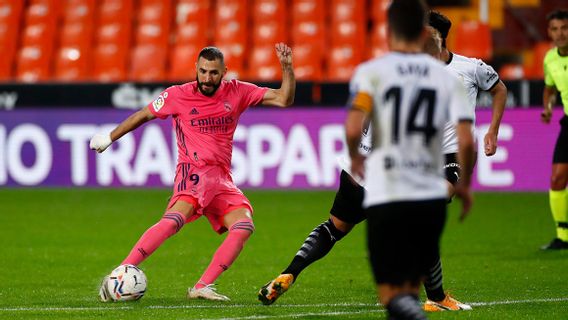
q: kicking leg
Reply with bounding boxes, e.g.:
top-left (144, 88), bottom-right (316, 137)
top-left (258, 216), bottom-right (351, 305)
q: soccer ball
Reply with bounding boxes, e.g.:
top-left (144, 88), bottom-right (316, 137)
top-left (106, 264), bottom-right (147, 301)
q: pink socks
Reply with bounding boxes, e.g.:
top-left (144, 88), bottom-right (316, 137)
top-left (194, 218), bottom-right (254, 288)
top-left (122, 212), bottom-right (186, 266)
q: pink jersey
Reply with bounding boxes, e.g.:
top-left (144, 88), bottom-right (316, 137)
top-left (148, 80), bottom-right (268, 169)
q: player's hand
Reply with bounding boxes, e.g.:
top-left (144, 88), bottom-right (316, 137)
top-left (454, 183), bottom-right (473, 222)
top-left (483, 132), bottom-right (497, 156)
top-left (89, 133), bottom-right (112, 153)
top-left (275, 43), bottom-right (292, 68)
top-left (541, 108), bottom-right (552, 124)
top-left (350, 154), bottom-right (365, 182)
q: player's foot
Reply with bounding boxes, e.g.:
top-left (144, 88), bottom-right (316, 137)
top-left (423, 294), bottom-right (472, 311)
top-left (541, 238), bottom-right (568, 250)
top-left (258, 273), bottom-right (294, 305)
top-left (187, 284), bottom-right (230, 301)
top-left (98, 275), bottom-right (111, 302)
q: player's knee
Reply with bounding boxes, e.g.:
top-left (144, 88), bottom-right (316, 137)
top-left (550, 173), bottom-right (568, 190)
top-left (325, 219), bottom-right (347, 242)
top-left (161, 211), bottom-right (187, 233)
top-left (229, 218), bottom-right (255, 237)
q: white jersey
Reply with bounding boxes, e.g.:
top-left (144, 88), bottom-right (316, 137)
top-left (442, 53), bottom-right (499, 154)
top-left (350, 52), bottom-right (472, 207)
top-left (338, 123), bottom-right (372, 185)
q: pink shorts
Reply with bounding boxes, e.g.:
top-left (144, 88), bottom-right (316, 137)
top-left (168, 163), bottom-right (252, 234)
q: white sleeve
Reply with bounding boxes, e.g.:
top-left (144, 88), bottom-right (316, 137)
top-left (449, 75), bottom-right (473, 123)
top-left (474, 59), bottom-right (499, 91)
top-left (349, 64), bottom-right (374, 97)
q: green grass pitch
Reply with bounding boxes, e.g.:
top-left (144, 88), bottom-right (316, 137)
top-left (0, 189), bottom-right (567, 319)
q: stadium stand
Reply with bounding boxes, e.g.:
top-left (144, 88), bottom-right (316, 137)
top-left (0, 0), bottom-right (557, 83)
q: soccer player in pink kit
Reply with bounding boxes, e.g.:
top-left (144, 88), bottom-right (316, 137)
top-left (91, 43), bottom-right (295, 301)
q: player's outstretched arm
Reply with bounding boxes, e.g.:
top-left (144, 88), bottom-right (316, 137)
top-left (542, 85), bottom-right (557, 124)
top-left (455, 120), bottom-right (475, 221)
top-left (484, 80), bottom-right (507, 156)
top-left (90, 107), bottom-right (156, 153)
top-left (261, 43), bottom-right (295, 107)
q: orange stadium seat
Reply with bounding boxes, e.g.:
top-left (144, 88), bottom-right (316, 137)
top-left (331, 0), bottom-right (365, 23)
top-left (292, 44), bottom-right (322, 81)
top-left (292, 20), bottom-right (325, 52)
top-left (98, 0), bottom-right (133, 25)
top-left (252, 21), bottom-right (288, 46)
top-left (371, 0), bottom-right (389, 23)
top-left (54, 46), bottom-right (89, 81)
top-left (0, 1), bottom-right (23, 80)
top-left (292, 0), bottom-right (324, 23)
top-left (330, 20), bottom-right (365, 48)
top-left (16, 45), bottom-right (51, 82)
top-left (25, 0), bottom-right (59, 26)
top-left (96, 22), bottom-right (132, 46)
top-left (215, 0), bottom-right (247, 46)
top-left (130, 45), bottom-right (167, 82)
top-left (252, 0), bottom-right (286, 24)
top-left (138, 0), bottom-right (171, 25)
top-left (169, 44), bottom-right (201, 81)
top-left (526, 41), bottom-right (553, 79)
top-left (327, 44), bottom-right (363, 81)
top-left (454, 20), bottom-right (493, 61)
top-left (60, 21), bottom-right (93, 49)
top-left (62, 0), bottom-right (95, 23)
top-left (175, 0), bottom-right (210, 27)
top-left (499, 63), bottom-right (524, 80)
top-left (215, 42), bottom-right (246, 77)
top-left (175, 22), bottom-right (208, 47)
top-left (93, 43), bottom-right (128, 82)
top-left (135, 22), bottom-right (169, 47)
top-left (247, 45), bottom-right (281, 81)
top-left (370, 21), bottom-right (389, 58)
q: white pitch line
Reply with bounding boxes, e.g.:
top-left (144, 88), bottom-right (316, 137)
top-left (213, 310), bottom-right (385, 320)
top-left (0, 297), bottom-right (567, 313)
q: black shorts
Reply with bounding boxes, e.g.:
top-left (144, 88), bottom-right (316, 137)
top-left (366, 199), bottom-right (447, 285)
top-left (443, 153), bottom-right (461, 185)
top-left (329, 170), bottom-right (366, 224)
top-left (553, 116), bottom-right (568, 163)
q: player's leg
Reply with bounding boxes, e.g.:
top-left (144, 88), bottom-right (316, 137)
top-left (99, 197), bottom-right (196, 302)
top-left (367, 200), bottom-right (444, 320)
top-left (543, 119), bottom-right (568, 249)
top-left (121, 197), bottom-right (196, 266)
top-left (543, 163), bottom-right (568, 249)
top-left (422, 154), bottom-right (472, 311)
top-left (188, 207), bottom-right (254, 301)
top-left (258, 170), bottom-right (363, 305)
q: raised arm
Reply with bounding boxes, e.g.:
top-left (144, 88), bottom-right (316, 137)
top-left (261, 43), bottom-right (296, 107)
top-left (90, 106), bottom-right (156, 153)
top-left (542, 85), bottom-right (558, 124)
top-left (483, 80), bottom-right (507, 156)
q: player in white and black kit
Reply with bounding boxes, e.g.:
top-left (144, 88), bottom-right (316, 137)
top-left (345, 1), bottom-right (474, 318)
top-left (421, 11), bottom-right (507, 311)
top-left (258, 23), bottom-right (472, 312)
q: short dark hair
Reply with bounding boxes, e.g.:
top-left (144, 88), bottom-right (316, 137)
top-left (547, 9), bottom-right (568, 22)
top-left (387, 0), bottom-right (428, 41)
top-left (428, 10), bottom-right (452, 48)
top-left (198, 47), bottom-right (224, 64)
